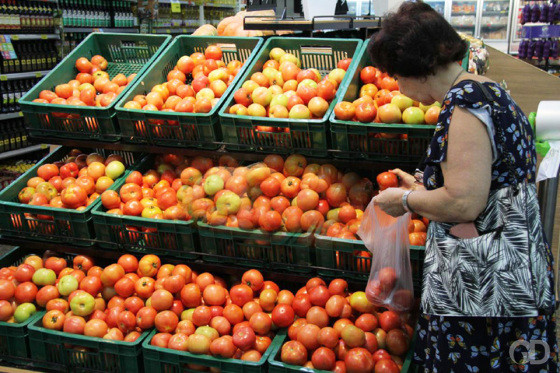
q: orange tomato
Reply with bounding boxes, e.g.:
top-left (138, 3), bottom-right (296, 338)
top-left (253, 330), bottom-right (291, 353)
top-left (112, 73), bottom-right (128, 87)
top-left (75, 57), bottom-right (93, 73)
top-left (146, 92), bottom-right (164, 110)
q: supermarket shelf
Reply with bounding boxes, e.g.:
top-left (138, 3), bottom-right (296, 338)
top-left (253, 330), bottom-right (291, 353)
top-left (63, 27), bottom-right (139, 33)
top-left (452, 12), bottom-right (476, 16)
top-left (243, 15), bottom-right (381, 31)
top-left (481, 24), bottom-right (508, 29)
top-left (205, 3), bottom-right (237, 8)
top-left (157, 0), bottom-right (197, 4)
top-left (482, 11), bottom-right (509, 16)
top-left (152, 27), bottom-right (198, 34)
top-left (0, 112), bottom-right (22, 121)
top-left (6, 34), bottom-right (59, 40)
top-left (0, 70), bottom-right (51, 81)
top-left (0, 145), bottom-right (47, 161)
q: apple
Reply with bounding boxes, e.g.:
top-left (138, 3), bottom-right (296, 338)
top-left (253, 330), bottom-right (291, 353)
top-left (32, 268), bottom-right (56, 286)
top-left (70, 292), bottom-right (96, 316)
top-left (402, 106), bottom-right (425, 124)
top-left (105, 161), bottom-right (125, 180)
top-left (328, 68), bottom-right (346, 85)
top-left (247, 103), bottom-right (266, 117)
top-left (289, 104), bottom-right (311, 119)
top-left (204, 174), bottom-right (224, 196)
top-left (308, 97), bottom-right (329, 118)
top-left (14, 303), bottom-right (36, 323)
top-left (58, 275), bottom-right (79, 296)
top-left (216, 191), bottom-right (242, 215)
top-left (251, 87), bottom-right (272, 107)
top-left (270, 94), bottom-right (288, 108)
top-left (269, 105), bottom-right (289, 118)
top-left (196, 88), bottom-right (215, 101)
top-left (391, 94), bottom-right (414, 111)
top-left (269, 47), bottom-right (286, 61)
top-left (378, 103), bottom-right (402, 124)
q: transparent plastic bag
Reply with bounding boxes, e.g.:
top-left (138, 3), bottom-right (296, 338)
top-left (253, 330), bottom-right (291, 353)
top-left (357, 198), bottom-right (414, 312)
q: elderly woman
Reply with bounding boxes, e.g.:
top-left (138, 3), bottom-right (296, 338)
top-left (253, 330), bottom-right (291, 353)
top-left (369, 2), bottom-right (558, 371)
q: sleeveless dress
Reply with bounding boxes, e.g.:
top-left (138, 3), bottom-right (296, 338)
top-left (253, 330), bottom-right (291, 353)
top-left (412, 80), bottom-right (559, 372)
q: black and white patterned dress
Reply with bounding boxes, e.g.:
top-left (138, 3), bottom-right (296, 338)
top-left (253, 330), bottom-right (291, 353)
top-left (413, 80), bottom-right (558, 372)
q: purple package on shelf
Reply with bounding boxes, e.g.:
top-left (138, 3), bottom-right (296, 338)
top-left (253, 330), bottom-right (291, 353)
top-left (522, 4), bottom-right (531, 24)
top-left (535, 39), bottom-right (544, 59)
top-left (531, 4), bottom-right (541, 22)
top-left (528, 40), bottom-right (537, 58)
top-left (551, 40), bottom-right (559, 59)
top-left (540, 4), bottom-right (549, 22)
top-left (518, 40), bottom-right (527, 58)
top-left (543, 40), bottom-right (551, 59)
top-left (548, 3), bottom-right (556, 23)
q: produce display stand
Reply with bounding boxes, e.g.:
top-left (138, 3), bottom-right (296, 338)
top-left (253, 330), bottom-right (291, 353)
top-left (116, 36), bottom-right (264, 149)
top-left (219, 37), bottom-right (363, 156)
top-left (19, 33), bottom-right (172, 142)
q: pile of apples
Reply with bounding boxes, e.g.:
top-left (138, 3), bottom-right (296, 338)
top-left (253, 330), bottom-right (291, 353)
top-left (17, 149), bottom-right (127, 212)
top-left (334, 65), bottom-right (441, 125)
top-left (122, 45), bottom-right (243, 115)
top-left (280, 276), bottom-right (412, 372)
top-left (150, 268), bottom-right (291, 361)
top-left (228, 47), bottom-right (352, 124)
top-left (33, 55), bottom-right (135, 110)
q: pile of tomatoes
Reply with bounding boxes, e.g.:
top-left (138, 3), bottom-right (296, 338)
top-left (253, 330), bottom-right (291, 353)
top-left (33, 55), bottom-right (136, 110)
top-left (228, 47), bottom-right (352, 128)
top-left (334, 65), bottom-right (441, 126)
top-left (17, 149), bottom-right (128, 213)
top-left (280, 276), bottom-right (412, 373)
top-left (122, 45), bottom-right (243, 116)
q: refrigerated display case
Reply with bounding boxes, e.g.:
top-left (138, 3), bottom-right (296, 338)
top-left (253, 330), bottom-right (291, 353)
top-left (425, 0), bottom-right (447, 15)
top-left (450, 0), bottom-right (478, 35)
top-left (479, 0), bottom-right (511, 50)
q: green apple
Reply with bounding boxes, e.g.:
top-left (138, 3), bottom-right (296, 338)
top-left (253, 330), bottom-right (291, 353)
top-left (195, 326), bottom-right (219, 341)
top-left (269, 47), bottom-right (286, 61)
top-left (391, 94), bottom-right (414, 111)
top-left (70, 292), bottom-right (95, 317)
top-left (14, 303), bottom-right (36, 323)
top-left (58, 275), bottom-right (79, 296)
top-left (216, 191), bottom-right (241, 215)
top-left (203, 174), bottom-right (224, 196)
top-left (32, 268), bottom-right (56, 286)
top-left (105, 161), bottom-right (125, 180)
top-left (270, 94), bottom-right (288, 108)
top-left (402, 107), bottom-right (425, 124)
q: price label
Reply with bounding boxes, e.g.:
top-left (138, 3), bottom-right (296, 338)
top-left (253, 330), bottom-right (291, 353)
top-left (40, 144), bottom-right (49, 150)
top-left (166, 29), bottom-right (171, 34)
top-left (0, 75), bottom-right (7, 81)
top-left (41, 34), bottom-right (47, 39)
top-left (18, 112), bottom-right (23, 117)
top-left (171, 0), bottom-right (181, 13)
top-left (35, 72), bottom-right (42, 78)
top-left (11, 35), bottom-right (19, 41)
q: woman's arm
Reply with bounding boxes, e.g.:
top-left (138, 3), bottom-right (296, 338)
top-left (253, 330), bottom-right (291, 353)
top-left (375, 107), bottom-right (492, 223)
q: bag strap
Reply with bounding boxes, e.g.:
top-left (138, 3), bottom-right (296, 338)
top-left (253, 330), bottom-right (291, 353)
top-left (471, 80), bottom-right (519, 193)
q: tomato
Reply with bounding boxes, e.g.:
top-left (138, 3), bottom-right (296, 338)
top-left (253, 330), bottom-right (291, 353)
top-left (372, 349), bottom-right (391, 363)
top-left (271, 304), bottom-right (295, 328)
top-left (14, 281), bottom-right (38, 303)
top-left (43, 310), bottom-right (65, 330)
top-left (180, 283), bottom-right (201, 308)
top-left (376, 172), bottom-right (398, 191)
top-left (138, 255), bottom-right (161, 278)
top-left (249, 311), bottom-right (272, 335)
top-left (75, 57), bottom-right (93, 73)
top-left (14, 264), bottom-right (35, 283)
top-left (0, 279), bottom-right (15, 300)
top-left (61, 184), bottom-right (88, 209)
top-left (378, 311), bottom-right (402, 332)
top-left (360, 66), bottom-right (378, 84)
top-left (73, 255), bottom-right (94, 272)
top-left (117, 254), bottom-right (138, 273)
top-left (409, 232), bottom-right (427, 246)
top-left (297, 323), bottom-right (321, 351)
top-left (312, 347), bottom-right (336, 371)
top-left (151, 289), bottom-right (174, 311)
top-left (79, 276), bottom-right (102, 296)
top-left (385, 328), bottom-right (409, 356)
top-left (281, 340), bottom-right (307, 366)
top-left (308, 285), bottom-right (330, 307)
top-left (136, 306), bottom-right (157, 329)
top-left (318, 326), bottom-right (340, 349)
top-left (202, 284), bottom-right (226, 306)
top-left (154, 310), bottom-right (178, 333)
top-left (241, 269), bottom-right (263, 292)
top-left (100, 264), bottom-right (125, 287)
top-left (232, 325), bottom-right (256, 351)
top-left (345, 348), bottom-right (375, 373)
top-left (292, 294), bottom-right (312, 318)
top-left (229, 284), bottom-right (253, 307)
top-left (37, 164), bottom-right (59, 181)
top-left (135, 277), bottom-right (155, 299)
top-left (120, 183), bottom-right (143, 202)
top-left (192, 305), bottom-right (212, 327)
top-left (374, 359), bottom-right (400, 373)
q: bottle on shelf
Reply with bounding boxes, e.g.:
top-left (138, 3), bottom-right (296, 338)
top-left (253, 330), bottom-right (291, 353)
top-left (0, 77), bottom-right (39, 113)
top-left (0, 0), bottom-right (56, 33)
top-left (0, 40), bottom-right (59, 74)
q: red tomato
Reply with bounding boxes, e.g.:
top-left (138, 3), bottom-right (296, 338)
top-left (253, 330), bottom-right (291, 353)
top-left (281, 340), bottom-right (308, 366)
top-left (376, 172), bottom-right (398, 191)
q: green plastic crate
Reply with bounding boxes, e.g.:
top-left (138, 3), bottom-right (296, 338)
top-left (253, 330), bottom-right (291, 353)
top-left (268, 332), bottom-right (417, 373)
top-left (0, 247), bottom-right (46, 366)
top-left (314, 234), bottom-right (425, 295)
top-left (91, 155), bottom-right (197, 258)
top-left (197, 222), bottom-right (313, 273)
top-left (329, 41), bottom-right (437, 162)
top-left (27, 317), bottom-right (149, 373)
top-left (19, 33), bottom-right (171, 142)
top-left (219, 37), bottom-right (363, 156)
top-left (0, 147), bottom-right (141, 246)
top-left (143, 329), bottom-right (284, 373)
top-left (116, 36), bottom-right (264, 149)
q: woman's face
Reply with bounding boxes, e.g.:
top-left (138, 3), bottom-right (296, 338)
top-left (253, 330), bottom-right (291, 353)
top-left (394, 75), bottom-right (435, 105)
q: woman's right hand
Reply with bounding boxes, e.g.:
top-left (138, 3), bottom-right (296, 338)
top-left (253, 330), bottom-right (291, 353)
top-left (391, 168), bottom-right (419, 190)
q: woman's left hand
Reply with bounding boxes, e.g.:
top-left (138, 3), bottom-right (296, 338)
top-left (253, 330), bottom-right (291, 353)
top-left (373, 187), bottom-right (407, 217)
